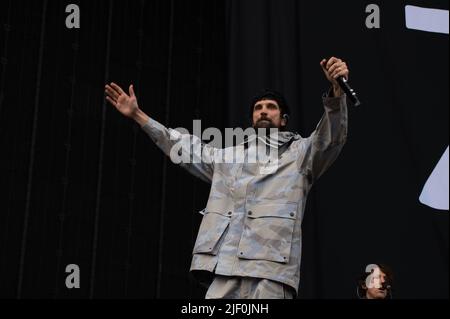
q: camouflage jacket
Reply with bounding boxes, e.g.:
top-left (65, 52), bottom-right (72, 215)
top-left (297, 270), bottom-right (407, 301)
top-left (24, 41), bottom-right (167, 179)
top-left (141, 94), bottom-right (347, 293)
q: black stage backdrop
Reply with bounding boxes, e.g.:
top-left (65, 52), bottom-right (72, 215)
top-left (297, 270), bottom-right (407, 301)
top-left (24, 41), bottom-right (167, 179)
top-left (0, 0), bottom-right (448, 299)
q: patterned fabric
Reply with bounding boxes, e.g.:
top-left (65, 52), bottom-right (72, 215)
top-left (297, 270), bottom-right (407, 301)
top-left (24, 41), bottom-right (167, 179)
top-left (142, 94), bottom-right (347, 294)
top-left (205, 275), bottom-right (295, 299)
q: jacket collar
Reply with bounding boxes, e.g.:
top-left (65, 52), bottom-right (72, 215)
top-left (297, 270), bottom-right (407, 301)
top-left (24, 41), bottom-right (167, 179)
top-left (241, 130), bottom-right (298, 149)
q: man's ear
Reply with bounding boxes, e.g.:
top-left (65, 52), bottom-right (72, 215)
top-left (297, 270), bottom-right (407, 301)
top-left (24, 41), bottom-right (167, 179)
top-left (281, 114), bottom-right (289, 127)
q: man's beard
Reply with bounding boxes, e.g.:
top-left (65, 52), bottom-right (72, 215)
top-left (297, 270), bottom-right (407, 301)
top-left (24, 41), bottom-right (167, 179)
top-left (254, 118), bottom-right (277, 129)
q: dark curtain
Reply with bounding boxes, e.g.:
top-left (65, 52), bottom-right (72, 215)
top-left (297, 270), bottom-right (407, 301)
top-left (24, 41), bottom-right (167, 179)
top-left (0, 0), bottom-right (448, 299)
top-left (0, 0), bottom-right (226, 299)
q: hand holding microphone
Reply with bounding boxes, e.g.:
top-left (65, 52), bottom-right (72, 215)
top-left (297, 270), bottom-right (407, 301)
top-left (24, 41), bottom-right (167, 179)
top-left (320, 57), bottom-right (361, 107)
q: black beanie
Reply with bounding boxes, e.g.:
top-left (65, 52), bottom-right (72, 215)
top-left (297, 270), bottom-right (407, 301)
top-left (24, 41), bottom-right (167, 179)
top-left (250, 89), bottom-right (291, 119)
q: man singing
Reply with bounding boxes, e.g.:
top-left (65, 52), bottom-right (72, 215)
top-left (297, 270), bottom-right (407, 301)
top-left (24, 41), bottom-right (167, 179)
top-left (105, 57), bottom-right (349, 299)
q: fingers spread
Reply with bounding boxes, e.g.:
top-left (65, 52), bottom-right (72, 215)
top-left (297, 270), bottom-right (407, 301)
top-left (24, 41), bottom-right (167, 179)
top-left (110, 82), bottom-right (125, 95)
top-left (105, 96), bottom-right (117, 107)
top-left (105, 85), bottom-right (119, 100)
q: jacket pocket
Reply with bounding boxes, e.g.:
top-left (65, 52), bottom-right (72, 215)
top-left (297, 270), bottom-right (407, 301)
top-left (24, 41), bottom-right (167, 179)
top-left (238, 203), bottom-right (297, 263)
top-left (193, 210), bottom-right (231, 255)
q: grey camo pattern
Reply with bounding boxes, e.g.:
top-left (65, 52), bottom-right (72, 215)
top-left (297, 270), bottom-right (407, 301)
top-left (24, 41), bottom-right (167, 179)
top-left (142, 94), bottom-right (348, 294)
top-left (205, 275), bottom-right (294, 299)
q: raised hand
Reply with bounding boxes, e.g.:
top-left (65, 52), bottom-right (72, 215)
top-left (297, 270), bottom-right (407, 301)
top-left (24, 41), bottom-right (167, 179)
top-left (105, 83), bottom-right (139, 118)
top-left (320, 57), bottom-right (349, 97)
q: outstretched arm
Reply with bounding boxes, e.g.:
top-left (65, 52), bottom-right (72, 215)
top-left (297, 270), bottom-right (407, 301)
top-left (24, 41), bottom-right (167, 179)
top-left (105, 82), bottom-right (150, 126)
top-left (104, 83), bottom-right (216, 183)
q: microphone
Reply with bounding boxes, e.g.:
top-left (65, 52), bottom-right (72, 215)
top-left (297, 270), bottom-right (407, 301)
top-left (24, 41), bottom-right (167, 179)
top-left (336, 76), bottom-right (362, 107)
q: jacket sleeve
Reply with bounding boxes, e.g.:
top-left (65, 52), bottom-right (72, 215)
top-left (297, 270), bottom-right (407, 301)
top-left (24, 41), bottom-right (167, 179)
top-left (299, 93), bottom-right (348, 183)
top-left (141, 117), bottom-right (216, 183)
